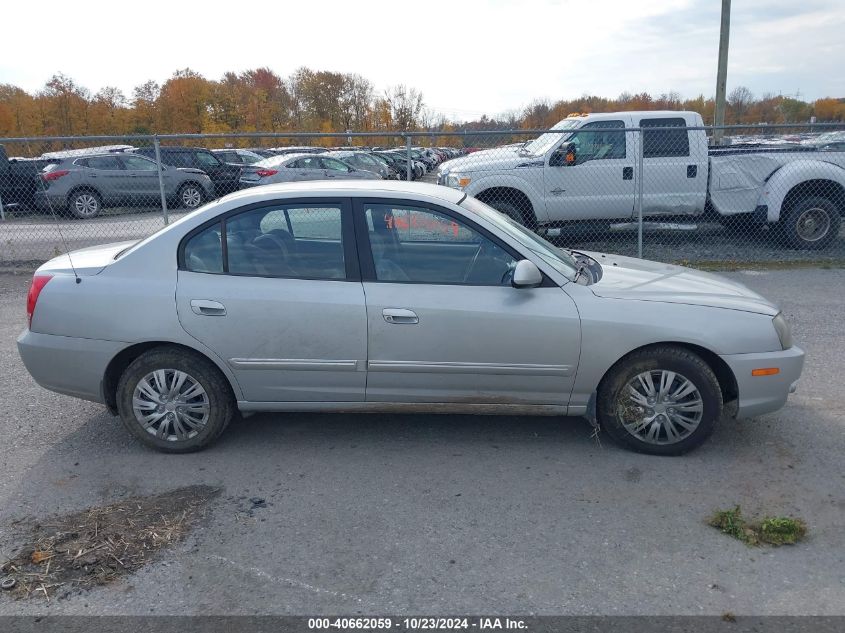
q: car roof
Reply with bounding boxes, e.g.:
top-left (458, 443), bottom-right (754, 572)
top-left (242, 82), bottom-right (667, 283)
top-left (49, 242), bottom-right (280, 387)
top-left (217, 180), bottom-right (466, 205)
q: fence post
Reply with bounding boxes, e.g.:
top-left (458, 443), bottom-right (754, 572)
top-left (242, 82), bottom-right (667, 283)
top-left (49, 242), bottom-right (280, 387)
top-left (405, 135), bottom-right (412, 181)
top-left (636, 127), bottom-right (645, 258)
top-left (0, 190), bottom-right (5, 221)
top-left (153, 136), bottom-right (169, 225)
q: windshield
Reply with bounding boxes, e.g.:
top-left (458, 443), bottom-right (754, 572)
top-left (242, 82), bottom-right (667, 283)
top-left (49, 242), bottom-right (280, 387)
top-left (460, 196), bottom-right (578, 278)
top-left (521, 118), bottom-right (582, 156)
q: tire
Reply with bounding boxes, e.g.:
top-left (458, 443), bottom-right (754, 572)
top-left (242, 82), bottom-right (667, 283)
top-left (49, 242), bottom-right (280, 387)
top-left (178, 183), bottom-right (205, 209)
top-left (67, 189), bottom-right (102, 219)
top-left (778, 196), bottom-right (841, 249)
top-left (486, 199), bottom-right (530, 227)
top-left (116, 346), bottom-right (235, 453)
top-left (596, 345), bottom-right (723, 456)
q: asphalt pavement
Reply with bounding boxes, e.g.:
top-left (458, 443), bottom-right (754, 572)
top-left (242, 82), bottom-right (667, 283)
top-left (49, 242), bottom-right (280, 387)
top-left (0, 268), bottom-right (843, 615)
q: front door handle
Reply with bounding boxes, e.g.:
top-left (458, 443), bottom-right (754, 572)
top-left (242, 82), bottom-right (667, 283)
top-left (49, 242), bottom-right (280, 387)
top-left (383, 308), bottom-right (418, 324)
top-left (623, 166), bottom-right (634, 180)
top-left (190, 299), bottom-right (226, 316)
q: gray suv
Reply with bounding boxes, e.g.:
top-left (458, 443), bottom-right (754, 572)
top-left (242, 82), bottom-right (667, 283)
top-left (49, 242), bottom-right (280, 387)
top-left (36, 153), bottom-right (215, 219)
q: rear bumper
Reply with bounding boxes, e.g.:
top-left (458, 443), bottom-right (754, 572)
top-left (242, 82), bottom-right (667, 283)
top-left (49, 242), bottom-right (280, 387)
top-left (720, 345), bottom-right (805, 418)
top-left (33, 190), bottom-right (66, 210)
top-left (17, 329), bottom-right (125, 404)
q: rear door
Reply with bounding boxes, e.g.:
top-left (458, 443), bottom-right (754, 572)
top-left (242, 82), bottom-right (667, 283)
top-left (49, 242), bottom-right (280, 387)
top-left (80, 155), bottom-right (127, 202)
top-left (639, 116), bottom-right (707, 216)
top-left (175, 198), bottom-right (367, 403)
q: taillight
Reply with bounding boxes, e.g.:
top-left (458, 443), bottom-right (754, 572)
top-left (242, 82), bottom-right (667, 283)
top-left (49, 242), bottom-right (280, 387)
top-left (256, 169), bottom-right (278, 177)
top-left (26, 274), bottom-right (53, 328)
top-left (43, 170), bottom-right (70, 182)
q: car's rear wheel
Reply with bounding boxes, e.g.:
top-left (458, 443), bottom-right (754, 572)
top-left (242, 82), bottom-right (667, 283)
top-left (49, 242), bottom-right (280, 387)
top-left (116, 347), bottom-right (234, 453)
top-left (597, 346), bottom-right (723, 455)
top-left (179, 183), bottom-right (205, 209)
top-left (68, 190), bottom-right (102, 219)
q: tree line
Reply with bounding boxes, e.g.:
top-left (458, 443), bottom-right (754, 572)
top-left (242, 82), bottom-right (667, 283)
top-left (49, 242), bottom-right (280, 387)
top-left (1, 67), bottom-right (843, 145)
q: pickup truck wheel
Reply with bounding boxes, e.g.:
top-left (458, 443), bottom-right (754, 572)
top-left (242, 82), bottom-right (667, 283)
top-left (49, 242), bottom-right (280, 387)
top-left (68, 190), bottom-right (102, 219)
top-left (597, 346), bottom-right (722, 456)
top-left (780, 196), bottom-right (840, 249)
top-left (486, 199), bottom-right (528, 226)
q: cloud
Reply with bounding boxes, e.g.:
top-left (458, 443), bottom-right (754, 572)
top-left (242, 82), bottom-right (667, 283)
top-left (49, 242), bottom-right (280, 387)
top-left (0, 0), bottom-right (842, 121)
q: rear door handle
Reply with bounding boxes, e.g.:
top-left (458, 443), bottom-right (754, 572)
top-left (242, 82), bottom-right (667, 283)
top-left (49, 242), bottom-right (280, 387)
top-left (623, 166), bottom-right (633, 180)
top-left (687, 165), bottom-right (698, 178)
top-left (190, 299), bottom-right (226, 316)
top-left (382, 308), bottom-right (418, 324)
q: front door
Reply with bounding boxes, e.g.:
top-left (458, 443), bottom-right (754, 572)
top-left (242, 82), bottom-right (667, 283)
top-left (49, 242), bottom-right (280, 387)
top-left (355, 200), bottom-right (581, 404)
top-left (175, 199), bottom-right (367, 403)
top-left (543, 118), bottom-right (636, 221)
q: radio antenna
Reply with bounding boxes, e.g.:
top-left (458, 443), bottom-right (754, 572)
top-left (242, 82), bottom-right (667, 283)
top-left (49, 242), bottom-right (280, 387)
top-left (26, 140), bottom-right (81, 284)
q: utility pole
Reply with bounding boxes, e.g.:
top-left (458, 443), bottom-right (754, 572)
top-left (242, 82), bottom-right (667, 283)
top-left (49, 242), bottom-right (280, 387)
top-left (713, 0), bottom-right (731, 146)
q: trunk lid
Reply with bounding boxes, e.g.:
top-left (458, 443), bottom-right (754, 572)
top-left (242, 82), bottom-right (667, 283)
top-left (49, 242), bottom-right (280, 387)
top-left (36, 241), bottom-right (137, 276)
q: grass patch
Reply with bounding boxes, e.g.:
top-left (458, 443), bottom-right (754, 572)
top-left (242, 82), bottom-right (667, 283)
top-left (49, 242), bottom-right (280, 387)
top-left (708, 505), bottom-right (807, 546)
top-left (0, 485), bottom-right (219, 600)
top-left (675, 259), bottom-right (845, 272)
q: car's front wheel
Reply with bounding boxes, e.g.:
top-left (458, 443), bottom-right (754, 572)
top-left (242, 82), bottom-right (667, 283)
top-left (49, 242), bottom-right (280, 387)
top-left (116, 347), bottom-right (235, 453)
top-left (597, 346), bottom-right (723, 456)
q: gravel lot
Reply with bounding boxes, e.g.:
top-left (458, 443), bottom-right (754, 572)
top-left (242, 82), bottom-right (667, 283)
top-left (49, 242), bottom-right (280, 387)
top-left (0, 268), bottom-right (844, 615)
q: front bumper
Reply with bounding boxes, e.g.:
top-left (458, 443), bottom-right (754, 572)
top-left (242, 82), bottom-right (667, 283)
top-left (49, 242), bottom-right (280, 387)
top-left (720, 345), bottom-right (804, 418)
top-left (17, 329), bottom-right (126, 404)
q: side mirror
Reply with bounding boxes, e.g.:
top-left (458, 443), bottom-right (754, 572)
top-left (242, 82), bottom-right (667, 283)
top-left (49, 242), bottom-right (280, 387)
top-left (512, 259), bottom-right (543, 289)
top-left (550, 142), bottom-right (576, 167)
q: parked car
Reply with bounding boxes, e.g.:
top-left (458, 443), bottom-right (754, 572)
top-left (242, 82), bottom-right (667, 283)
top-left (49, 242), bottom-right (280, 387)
top-left (19, 181), bottom-right (803, 455)
top-left (265, 146), bottom-right (327, 156)
top-left (374, 151), bottom-right (418, 180)
top-left (133, 146), bottom-right (241, 197)
top-left (239, 153), bottom-right (380, 188)
top-left (33, 153), bottom-right (214, 218)
top-left (0, 144), bottom-right (55, 211)
top-left (325, 150), bottom-right (391, 179)
top-left (212, 149), bottom-right (266, 166)
top-left (438, 110), bottom-right (845, 249)
top-left (367, 152), bottom-right (401, 179)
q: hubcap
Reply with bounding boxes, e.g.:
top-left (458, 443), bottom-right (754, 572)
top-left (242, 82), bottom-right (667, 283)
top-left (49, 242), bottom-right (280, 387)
top-left (617, 370), bottom-right (704, 445)
top-left (795, 207), bottom-right (830, 242)
top-left (182, 187), bottom-right (202, 208)
top-left (132, 369), bottom-right (210, 442)
top-left (74, 194), bottom-right (99, 217)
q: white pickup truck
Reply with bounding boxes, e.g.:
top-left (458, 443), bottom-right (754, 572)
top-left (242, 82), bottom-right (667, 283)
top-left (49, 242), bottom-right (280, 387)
top-left (437, 111), bottom-right (845, 249)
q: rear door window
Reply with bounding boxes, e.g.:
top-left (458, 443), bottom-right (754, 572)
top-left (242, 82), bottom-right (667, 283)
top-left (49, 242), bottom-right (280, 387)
top-left (641, 117), bottom-right (690, 158)
top-left (85, 156), bottom-right (123, 170)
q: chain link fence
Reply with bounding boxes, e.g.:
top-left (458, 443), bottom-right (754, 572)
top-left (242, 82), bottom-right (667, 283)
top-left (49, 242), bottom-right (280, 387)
top-left (2, 121), bottom-right (844, 270)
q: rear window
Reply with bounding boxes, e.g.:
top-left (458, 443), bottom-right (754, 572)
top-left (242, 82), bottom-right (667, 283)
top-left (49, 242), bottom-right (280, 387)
top-left (641, 117), bottom-right (690, 158)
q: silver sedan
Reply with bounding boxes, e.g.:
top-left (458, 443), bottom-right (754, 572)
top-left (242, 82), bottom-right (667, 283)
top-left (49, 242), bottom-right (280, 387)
top-left (18, 181), bottom-right (804, 455)
top-left (239, 152), bottom-right (379, 188)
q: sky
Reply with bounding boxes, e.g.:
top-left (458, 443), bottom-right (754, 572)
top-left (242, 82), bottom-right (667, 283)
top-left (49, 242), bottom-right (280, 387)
top-left (1, 0), bottom-right (843, 121)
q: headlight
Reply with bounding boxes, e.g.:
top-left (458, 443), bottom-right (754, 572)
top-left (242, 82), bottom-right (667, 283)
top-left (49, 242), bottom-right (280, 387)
top-left (445, 173), bottom-right (471, 189)
top-left (772, 312), bottom-right (793, 350)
